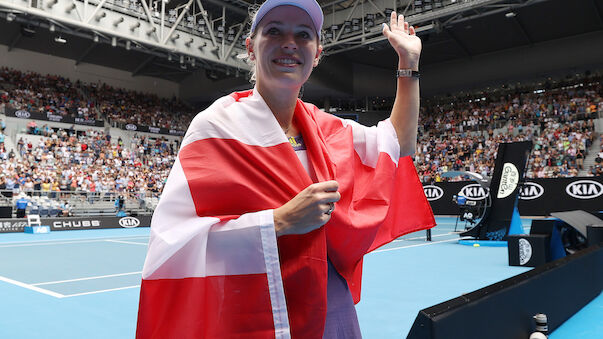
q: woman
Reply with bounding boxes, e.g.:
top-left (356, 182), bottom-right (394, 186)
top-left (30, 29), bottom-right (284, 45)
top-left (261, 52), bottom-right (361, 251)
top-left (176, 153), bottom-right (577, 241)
top-left (137, 0), bottom-right (434, 338)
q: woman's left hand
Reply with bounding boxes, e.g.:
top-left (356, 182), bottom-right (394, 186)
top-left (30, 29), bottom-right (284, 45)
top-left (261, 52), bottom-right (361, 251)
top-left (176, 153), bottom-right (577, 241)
top-left (382, 11), bottom-right (422, 70)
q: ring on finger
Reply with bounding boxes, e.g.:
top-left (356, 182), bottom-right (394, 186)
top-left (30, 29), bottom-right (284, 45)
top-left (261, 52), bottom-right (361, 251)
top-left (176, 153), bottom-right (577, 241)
top-left (325, 203), bottom-right (334, 215)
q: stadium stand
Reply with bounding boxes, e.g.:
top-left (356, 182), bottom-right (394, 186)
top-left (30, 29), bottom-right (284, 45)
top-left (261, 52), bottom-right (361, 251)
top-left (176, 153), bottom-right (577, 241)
top-left (0, 67), bottom-right (601, 217)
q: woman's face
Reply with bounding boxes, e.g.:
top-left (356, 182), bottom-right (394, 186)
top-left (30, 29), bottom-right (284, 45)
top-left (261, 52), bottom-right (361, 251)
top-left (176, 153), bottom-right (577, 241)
top-left (247, 5), bottom-right (322, 92)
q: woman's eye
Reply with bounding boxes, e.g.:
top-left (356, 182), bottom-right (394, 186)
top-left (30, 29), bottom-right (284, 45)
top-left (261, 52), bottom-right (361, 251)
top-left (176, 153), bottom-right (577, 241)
top-left (267, 27), bottom-right (280, 35)
top-left (297, 31), bottom-right (311, 39)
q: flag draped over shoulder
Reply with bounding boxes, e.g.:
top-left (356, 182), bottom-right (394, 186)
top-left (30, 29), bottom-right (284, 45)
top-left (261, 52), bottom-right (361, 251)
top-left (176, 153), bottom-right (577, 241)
top-left (136, 89), bottom-right (435, 339)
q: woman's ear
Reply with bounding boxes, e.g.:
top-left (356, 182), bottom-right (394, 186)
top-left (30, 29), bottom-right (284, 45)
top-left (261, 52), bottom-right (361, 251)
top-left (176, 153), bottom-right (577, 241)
top-left (246, 37), bottom-right (254, 60)
top-left (313, 44), bottom-right (323, 67)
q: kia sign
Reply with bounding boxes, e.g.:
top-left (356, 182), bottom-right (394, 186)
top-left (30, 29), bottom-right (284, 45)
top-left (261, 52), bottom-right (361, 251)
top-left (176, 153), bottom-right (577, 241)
top-left (119, 217), bottom-right (141, 228)
top-left (565, 180), bottom-right (603, 199)
top-left (14, 110), bottom-right (31, 118)
top-left (519, 182), bottom-right (545, 200)
top-left (126, 124), bottom-right (138, 131)
top-left (459, 184), bottom-right (489, 201)
top-left (423, 185), bottom-right (444, 201)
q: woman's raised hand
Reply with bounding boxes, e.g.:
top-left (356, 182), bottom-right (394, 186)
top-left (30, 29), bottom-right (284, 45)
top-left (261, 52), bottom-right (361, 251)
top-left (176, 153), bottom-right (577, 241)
top-left (382, 11), bottom-right (422, 70)
top-left (273, 180), bottom-right (340, 236)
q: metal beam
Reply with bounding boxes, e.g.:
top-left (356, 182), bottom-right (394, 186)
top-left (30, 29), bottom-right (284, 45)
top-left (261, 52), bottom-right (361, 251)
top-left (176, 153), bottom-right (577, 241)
top-left (75, 41), bottom-right (97, 65)
top-left (592, 0), bottom-right (603, 27)
top-left (205, 0), bottom-right (248, 16)
top-left (444, 27), bottom-right (472, 57)
top-left (0, 1), bottom-right (249, 70)
top-left (85, 0), bottom-right (108, 24)
top-left (132, 55), bottom-right (156, 77)
top-left (162, 0), bottom-right (193, 44)
top-left (8, 31), bottom-right (22, 52)
top-left (511, 15), bottom-right (533, 44)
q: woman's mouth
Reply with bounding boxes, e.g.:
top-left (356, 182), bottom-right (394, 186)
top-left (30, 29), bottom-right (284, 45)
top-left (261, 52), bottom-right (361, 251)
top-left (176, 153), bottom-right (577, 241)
top-left (273, 57), bottom-right (301, 67)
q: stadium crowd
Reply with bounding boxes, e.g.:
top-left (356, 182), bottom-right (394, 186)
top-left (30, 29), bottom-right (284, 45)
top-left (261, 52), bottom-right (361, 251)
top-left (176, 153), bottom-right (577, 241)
top-left (0, 68), bottom-right (601, 201)
top-left (0, 67), bottom-right (194, 131)
top-left (0, 126), bottom-right (175, 201)
top-left (414, 74), bottom-right (602, 182)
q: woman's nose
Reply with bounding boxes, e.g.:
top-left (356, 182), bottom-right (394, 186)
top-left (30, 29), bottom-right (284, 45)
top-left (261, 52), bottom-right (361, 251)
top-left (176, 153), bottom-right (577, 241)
top-left (281, 34), bottom-right (297, 51)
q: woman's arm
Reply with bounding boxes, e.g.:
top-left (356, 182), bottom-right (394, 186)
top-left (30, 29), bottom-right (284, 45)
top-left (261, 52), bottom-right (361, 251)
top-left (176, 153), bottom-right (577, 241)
top-left (382, 11), bottom-right (423, 157)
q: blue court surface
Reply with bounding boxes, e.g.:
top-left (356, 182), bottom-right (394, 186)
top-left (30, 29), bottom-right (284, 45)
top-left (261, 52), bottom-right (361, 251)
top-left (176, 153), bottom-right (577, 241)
top-left (0, 217), bottom-right (600, 338)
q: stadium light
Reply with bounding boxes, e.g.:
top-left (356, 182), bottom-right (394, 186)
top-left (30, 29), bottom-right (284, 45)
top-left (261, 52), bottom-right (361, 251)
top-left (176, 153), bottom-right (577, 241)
top-left (170, 33), bottom-right (180, 42)
top-left (505, 12), bottom-right (516, 18)
top-left (93, 34), bottom-right (99, 43)
top-left (113, 17), bottom-right (124, 27)
top-left (130, 22), bottom-right (141, 31)
top-left (66, 3), bottom-right (76, 13)
top-left (95, 12), bottom-right (106, 22)
top-left (54, 36), bottom-right (67, 43)
top-left (185, 37), bottom-right (193, 47)
top-left (146, 27), bottom-right (156, 36)
top-left (6, 13), bottom-right (16, 22)
top-left (46, 0), bottom-right (58, 8)
top-left (125, 40), bottom-right (131, 50)
top-left (111, 36), bottom-right (117, 47)
top-left (49, 23), bottom-right (56, 32)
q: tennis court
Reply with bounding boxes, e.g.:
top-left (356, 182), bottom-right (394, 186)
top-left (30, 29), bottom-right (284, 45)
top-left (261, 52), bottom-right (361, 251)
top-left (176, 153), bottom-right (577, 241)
top-left (0, 218), bottom-right (600, 338)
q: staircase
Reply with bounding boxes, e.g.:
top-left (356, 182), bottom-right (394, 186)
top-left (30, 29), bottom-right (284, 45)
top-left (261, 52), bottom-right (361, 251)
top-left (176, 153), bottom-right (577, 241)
top-left (580, 133), bottom-right (601, 176)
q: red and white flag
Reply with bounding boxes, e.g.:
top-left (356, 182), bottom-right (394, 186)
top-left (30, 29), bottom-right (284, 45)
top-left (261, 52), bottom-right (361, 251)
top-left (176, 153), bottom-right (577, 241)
top-left (136, 89), bottom-right (435, 338)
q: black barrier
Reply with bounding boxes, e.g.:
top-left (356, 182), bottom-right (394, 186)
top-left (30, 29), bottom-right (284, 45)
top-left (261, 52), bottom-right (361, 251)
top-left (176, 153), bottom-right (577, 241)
top-left (122, 122), bottom-right (186, 136)
top-left (423, 177), bottom-right (603, 216)
top-left (407, 243), bottom-right (603, 339)
top-left (7, 107), bottom-right (104, 127)
top-left (0, 215), bottom-right (151, 233)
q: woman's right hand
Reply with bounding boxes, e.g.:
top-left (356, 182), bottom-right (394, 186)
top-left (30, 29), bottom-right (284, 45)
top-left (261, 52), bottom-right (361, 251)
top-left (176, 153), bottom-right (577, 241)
top-left (273, 180), bottom-right (340, 237)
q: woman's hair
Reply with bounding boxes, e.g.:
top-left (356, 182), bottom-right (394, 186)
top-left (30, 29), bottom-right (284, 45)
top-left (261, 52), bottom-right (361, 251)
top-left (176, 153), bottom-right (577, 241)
top-left (239, 4), bottom-right (323, 84)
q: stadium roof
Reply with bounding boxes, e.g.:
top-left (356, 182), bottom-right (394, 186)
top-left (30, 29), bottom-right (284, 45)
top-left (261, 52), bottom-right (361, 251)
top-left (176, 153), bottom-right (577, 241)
top-left (0, 0), bottom-right (601, 96)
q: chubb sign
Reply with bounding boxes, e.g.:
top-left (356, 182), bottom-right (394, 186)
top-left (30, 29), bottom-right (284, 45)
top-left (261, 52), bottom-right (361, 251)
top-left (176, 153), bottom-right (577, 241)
top-left (565, 180), bottom-right (603, 199)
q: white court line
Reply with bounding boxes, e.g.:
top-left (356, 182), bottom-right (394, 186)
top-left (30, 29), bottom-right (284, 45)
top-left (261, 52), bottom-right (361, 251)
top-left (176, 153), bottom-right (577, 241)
top-left (0, 275), bottom-right (65, 298)
top-left (373, 237), bottom-right (472, 253)
top-left (105, 239), bottom-right (148, 246)
top-left (63, 285), bottom-right (141, 298)
top-left (0, 236), bottom-right (150, 248)
top-left (394, 232), bottom-right (458, 242)
top-left (0, 235), bottom-right (149, 246)
top-left (31, 271), bottom-right (143, 286)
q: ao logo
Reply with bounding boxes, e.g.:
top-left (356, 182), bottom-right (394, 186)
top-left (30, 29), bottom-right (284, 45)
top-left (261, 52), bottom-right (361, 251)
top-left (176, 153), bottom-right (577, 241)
top-left (519, 182), bottom-right (544, 200)
top-left (15, 110), bottom-right (31, 118)
top-left (459, 184), bottom-right (489, 201)
top-left (125, 124), bottom-right (138, 131)
top-left (423, 185), bottom-right (444, 201)
top-left (565, 180), bottom-right (603, 199)
top-left (518, 238), bottom-right (532, 265)
top-left (119, 217), bottom-right (140, 228)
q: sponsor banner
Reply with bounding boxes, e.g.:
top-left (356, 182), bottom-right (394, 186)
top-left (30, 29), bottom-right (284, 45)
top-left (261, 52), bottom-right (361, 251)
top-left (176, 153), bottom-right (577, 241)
top-left (119, 122), bottom-right (185, 136)
top-left (0, 215), bottom-right (151, 233)
top-left (7, 107), bottom-right (104, 127)
top-left (423, 177), bottom-right (602, 216)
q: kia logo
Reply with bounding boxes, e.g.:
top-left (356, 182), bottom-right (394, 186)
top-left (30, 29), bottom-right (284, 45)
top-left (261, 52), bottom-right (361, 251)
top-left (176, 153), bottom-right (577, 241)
top-left (519, 182), bottom-right (544, 200)
top-left (459, 184), bottom-right (489, 200)
top-left (15, 110), bottom-right (31, 118)
top-left (119, 217), bottom-right (141, 228)
top-left (565, 180), bottom-right (603, 199)
top-left (423, 185), bottom-right (444, 201)
top-left (125, 124), bottom-right (138, 131)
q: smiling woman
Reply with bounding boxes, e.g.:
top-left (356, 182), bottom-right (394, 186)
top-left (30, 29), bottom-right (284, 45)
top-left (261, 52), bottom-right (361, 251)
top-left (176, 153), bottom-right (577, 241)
top-left (135, 0), bottom-right (435, 338)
